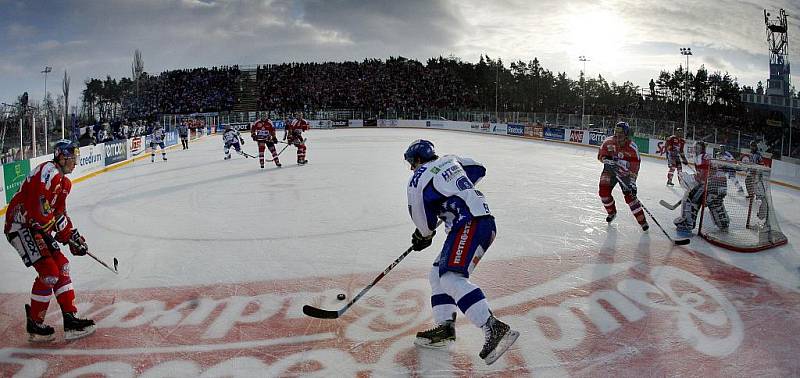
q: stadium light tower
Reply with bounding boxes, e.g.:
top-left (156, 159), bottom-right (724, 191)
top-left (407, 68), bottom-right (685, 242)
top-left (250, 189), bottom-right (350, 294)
top-left (680, 48), bottom-right (692, 135)
top-left (579, 56), bottom-right (590, 127)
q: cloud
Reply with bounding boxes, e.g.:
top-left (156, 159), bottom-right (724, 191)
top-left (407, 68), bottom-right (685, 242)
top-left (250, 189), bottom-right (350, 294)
top-left (1, 0), bottom-right (799, 104)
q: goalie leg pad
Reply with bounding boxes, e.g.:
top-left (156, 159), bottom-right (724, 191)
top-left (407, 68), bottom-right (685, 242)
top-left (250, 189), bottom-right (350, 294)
top-left (707, 199), bottom-right (729, 230)
top-left (675, 197), bottom-right (700, 232)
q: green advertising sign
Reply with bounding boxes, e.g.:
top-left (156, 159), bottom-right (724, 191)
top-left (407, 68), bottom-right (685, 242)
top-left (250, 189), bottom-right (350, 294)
top-left (633, 136), bottom-right (649, 154)
top-left (4, 160), bottom-right (30, 203)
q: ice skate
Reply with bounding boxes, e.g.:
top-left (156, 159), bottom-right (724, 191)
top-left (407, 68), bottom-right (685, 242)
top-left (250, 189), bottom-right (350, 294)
top-left (479, 315), bottom-right (519, 365)
top-left (25, 305), bottom-right (55, 343)
top-left (606, 212), bottom-right (616, 223)
top-left (641, 222), bottom-right (649, 232)
top-left (667, 179), bottom-right (674, 186)
top-left (414, 313), bottom-right (456, 348)
top-left (63, 312), bottom-right (96, 341)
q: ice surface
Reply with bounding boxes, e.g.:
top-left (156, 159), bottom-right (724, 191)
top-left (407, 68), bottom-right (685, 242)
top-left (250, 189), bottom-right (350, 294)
top-left (1, 128), bottom-right (798, 376)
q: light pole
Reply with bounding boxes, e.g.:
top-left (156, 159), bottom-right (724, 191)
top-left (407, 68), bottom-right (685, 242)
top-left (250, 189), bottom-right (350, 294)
top-left (494, 62), bottom-right (499, 122)
top-left (579, 55), bottom-right (590, 127)
top-left (680, 48), bottom-right (692, 137)
top-left (41, 66), bottom-right (52, 154)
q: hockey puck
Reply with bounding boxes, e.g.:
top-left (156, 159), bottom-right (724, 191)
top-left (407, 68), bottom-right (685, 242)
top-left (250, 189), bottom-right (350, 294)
top-left (337, 293), bottom-right (346, 300)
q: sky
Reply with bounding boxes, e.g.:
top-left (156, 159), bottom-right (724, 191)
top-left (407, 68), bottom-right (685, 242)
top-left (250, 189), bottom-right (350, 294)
top-left (1, 0), bottom-right (799, 107)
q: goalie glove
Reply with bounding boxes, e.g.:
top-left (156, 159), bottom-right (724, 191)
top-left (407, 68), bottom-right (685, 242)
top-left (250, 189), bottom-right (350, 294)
top-left (67, 229), bottom-right (88, 256)
top-left (411, 229), bottom-right (436, 251)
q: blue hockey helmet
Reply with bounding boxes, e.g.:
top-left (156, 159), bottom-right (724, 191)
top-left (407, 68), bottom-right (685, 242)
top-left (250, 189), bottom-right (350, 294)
top-left (614, 121), bottom-right (631, 138)
top-left (404, 139), bottom-right (436, 165)
top-left (53, 139), bottom-right (79, 160)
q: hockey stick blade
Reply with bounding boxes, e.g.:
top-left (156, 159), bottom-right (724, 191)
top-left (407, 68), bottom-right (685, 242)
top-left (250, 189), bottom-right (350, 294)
top-left (674, 238), bottom-right (690, 245)
top-left (302, 305), bottom-right (341, 319)
top-left (87, 252), bottom-right (119, 274)
top-left (659, 199), bottom-right (681, 210)
top-left (302, 246), bottom-right (415, 320)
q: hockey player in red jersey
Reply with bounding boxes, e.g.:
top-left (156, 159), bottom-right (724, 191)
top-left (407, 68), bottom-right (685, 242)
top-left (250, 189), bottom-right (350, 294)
top-left (251, 115), bottom-right (282, 169)
top-left (4, 139), bottom-right (96, 342)
top-left (284, 112), bottom-right (309, 165)
top-left (598, 122), bottom-right (649, 231)
top-left (664, 128), bottom-right (688, 186)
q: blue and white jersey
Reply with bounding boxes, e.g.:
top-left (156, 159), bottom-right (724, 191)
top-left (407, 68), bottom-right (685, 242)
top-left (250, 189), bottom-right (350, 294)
top-left (718, 151), bottom-right (736, 161)
top-left (407, 155), bottom-right (491, 237)
top-left (151, 127), bottom-right (165, 143)
top-left (223, 129), bottom-right (241, 145)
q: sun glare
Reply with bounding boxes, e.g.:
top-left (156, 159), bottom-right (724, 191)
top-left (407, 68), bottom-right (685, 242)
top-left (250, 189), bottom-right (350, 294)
top-left (568, 9), bottom-right (630, 71)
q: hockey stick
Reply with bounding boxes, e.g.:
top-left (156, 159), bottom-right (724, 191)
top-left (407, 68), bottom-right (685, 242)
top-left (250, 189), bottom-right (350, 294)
top-left (614, 172), bottom-right (690, 246)
top-left (275, 143), bottom-right (291, 157)
top-left (87, 251), bottom-right (118, 274)
top-left (659, 199), bottom-right (681, 210)
top-left (237, 149), bottom-right (256, 159)
top-left (303, 246), bottom-right (414, 319)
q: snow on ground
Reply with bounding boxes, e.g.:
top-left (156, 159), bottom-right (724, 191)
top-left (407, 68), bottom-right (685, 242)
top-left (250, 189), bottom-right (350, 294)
top-left (1, 128), bottom-right (799, 376)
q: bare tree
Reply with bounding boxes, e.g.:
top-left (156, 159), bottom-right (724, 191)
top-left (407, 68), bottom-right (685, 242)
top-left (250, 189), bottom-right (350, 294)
top-left (132, 49), bottom-right (144, 97)
top-left (62, 69), bottom-right (70, 129)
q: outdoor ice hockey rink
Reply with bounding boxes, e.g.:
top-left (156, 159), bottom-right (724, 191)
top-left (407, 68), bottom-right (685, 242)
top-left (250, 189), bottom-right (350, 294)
top-left (1, 127), bottom-right (799, 376)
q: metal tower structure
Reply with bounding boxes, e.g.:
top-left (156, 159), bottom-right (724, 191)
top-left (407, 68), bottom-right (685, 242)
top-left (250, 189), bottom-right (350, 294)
top-left (764, 9), bottom-right (790, 98)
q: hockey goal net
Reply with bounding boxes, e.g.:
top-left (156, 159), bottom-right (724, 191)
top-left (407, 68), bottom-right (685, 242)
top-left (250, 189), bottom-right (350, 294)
top-left (698, 159), bottom-right (788, 252)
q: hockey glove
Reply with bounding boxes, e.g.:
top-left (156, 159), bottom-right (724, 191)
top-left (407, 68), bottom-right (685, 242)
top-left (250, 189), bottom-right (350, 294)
top-left (411, 229), bottom-right (436, 251)
top-left (33, 230), bottom-right (59, 257)
top-left (67, 229), bottom-right (88, 256)
top-left (602, 158), bottom-right (617, 171)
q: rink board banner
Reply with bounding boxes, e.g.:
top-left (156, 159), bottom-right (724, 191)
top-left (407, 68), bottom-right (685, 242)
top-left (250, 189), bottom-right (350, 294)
top-left (569, 129), bottom-right (585, 143)
top-left (310, 120), bottom-right (332, 129)
top-left (378, 119), bottom-right (398, 128)
top-left (363, 119), bottom-right (378, 127)
top-left (129, 137), bottom-right (146, 157)
top-left (425, 120), bottom-right (446, 128)
top-left (73, 143), bottom-right (105, 177)
top-left (332, 120), bottom-right (349, 127)
top-left (1, 241), bottom-right (799, 376)
top-left (104, 140), bottom-right (127, 166)
top-left (525, 125), bottom-right (544, 138)
top-left (3, 160), bottom-right (30, 203)
top-left (507, 123), bottom-right (525, 136)
top-left (544, 127), bottom-right (566, 141)
top-left (164, 131), bottom-right (178, 147)
top-left (348, 119), bottom-right (363, 128)
top-left (633, 136), bottom-right (649, 154)
top-left (588, 130), bottom-right (607, 146)
top-left (217, 122), bottom-right (250, 132)
top-left (491, 123), bottom-right (507, 134)
top-left (650, 139), bottom-right (667, 158)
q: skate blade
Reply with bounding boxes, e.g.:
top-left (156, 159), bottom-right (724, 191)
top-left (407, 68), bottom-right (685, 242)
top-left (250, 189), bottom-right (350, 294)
top-left (65, 325), bottom-right (96, 341)
top-left (413, 337), bottom-right (454, 349)
top-left (28, 333), bottom-right (56, 343)
top-left (483, 330), bottom-right (520, 365)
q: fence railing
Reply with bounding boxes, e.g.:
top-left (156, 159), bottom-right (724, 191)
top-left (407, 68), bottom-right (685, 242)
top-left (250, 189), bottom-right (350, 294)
top-left (2, 109), bottom-right (795, 164)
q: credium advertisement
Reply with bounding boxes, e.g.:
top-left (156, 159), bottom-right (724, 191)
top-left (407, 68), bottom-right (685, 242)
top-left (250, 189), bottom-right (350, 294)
top-left (1, 244), bottom-right (798, 376)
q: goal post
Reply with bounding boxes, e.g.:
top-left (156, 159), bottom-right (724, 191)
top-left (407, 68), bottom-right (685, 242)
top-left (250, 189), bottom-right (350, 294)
top-left (698, 159), bottom-right (788, 252)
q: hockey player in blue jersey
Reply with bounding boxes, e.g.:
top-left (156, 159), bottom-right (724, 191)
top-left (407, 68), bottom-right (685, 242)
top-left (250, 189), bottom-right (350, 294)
top-left (717, 144), bottom-right (745, 193)
top-left (222, 124), bottom-right (246, 160)
top-left (404, 139), bottom-right (518, 365)
top-left (150, 124), bottom-right (167, 162)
